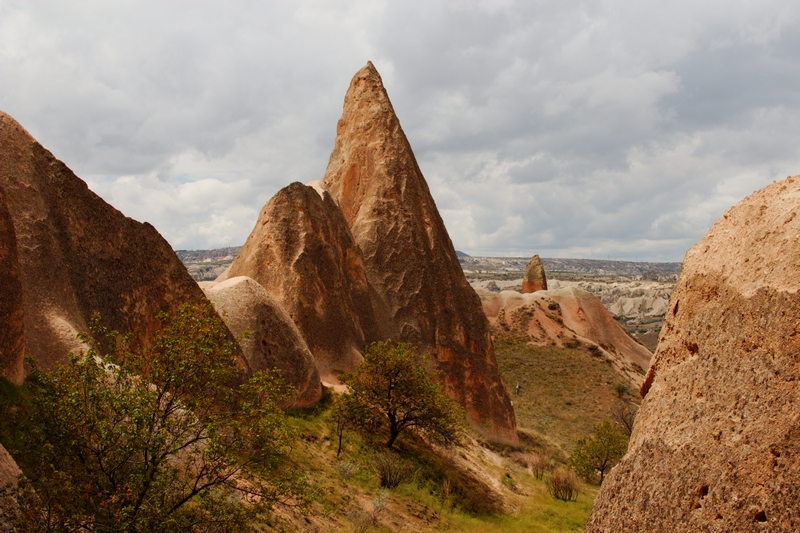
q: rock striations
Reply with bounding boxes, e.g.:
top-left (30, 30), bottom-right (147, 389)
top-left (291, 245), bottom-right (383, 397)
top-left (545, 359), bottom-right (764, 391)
top-left (521, 254), bottom-right (547, 293)
top-left (321, 62), bottom-right (517, 444)
top-left (0, 185), bottom-right (25, 384)
top-left (588, 176), bottom-right (800, 532)
top-left (0, 111), bottom-right (210, 374)
top-left (220, 181), bottom-right (377, 380)
top-left (201, 277), bottom-right (322, 407)
top-left (480, 287), bottom-right (651, 388)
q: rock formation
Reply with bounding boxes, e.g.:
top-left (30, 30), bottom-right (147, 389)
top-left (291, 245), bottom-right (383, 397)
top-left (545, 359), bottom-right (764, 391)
top-left (0, 186), bottom-right (24, 384)
top-left (201, 276), bottom-right (322, 407)
top-left (321, 62), bottom-right (517, 444)
top-left (588, 176), bottom-right (800, 532)
top-left (521, 254), bottom-right (547, 293)
top-left (0, 111), bottom-right (211, 372)
top-left (480, 287), bottom-right (652, 388)
top-left (219, 181), bottom-right (377, 380)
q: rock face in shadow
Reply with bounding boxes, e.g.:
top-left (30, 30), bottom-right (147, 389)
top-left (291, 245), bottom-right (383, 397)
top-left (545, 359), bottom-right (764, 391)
top-left (0, 185), bottom-right (25, 384)
top-left (0, 111), bottom-right (210, 372)
top-left (321, 62), bottom-right (517, 444)
top-left (587, 175), bottom-right (800, 532)
top-left (480, 287), bottom-right (651, 388)
top-left (521, 254), bottom-right (547, 293)
top-left (201, 277), bottom-right (322, 407)
top-left (219, 181), bottom-right (377, 380)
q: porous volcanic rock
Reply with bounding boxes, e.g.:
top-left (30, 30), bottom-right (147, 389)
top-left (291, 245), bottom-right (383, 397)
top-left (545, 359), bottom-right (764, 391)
top-left (588, 176), bottom-right (800, 532)
top-left (0, 186), bottom-right (24, 384)
top-left (219, 181), bottom-right (377, 380)
top-left (480, 287), bottom-right (651, 388)
top-left (321, 62), bottom-right (517, 444)
top-left (0, 111), bottom-right (211, 371)
top-left (201, 277), bottom-right (322, 407)
top-left (521, 254), bottom-right (547, 293)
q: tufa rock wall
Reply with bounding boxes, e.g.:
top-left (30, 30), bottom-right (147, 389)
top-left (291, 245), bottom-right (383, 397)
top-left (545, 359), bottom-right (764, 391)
top-left (220, 181), bottom-right (377, 380)
top-left (321, 62), bottom-right (517, 444)
top-left (587, 176), bottom-right (800, 532)
top-left (201, 277), bottom-right (322, 407)
top-left (0, 111), bottom-right (213, 372)
top-left (0, 185), bottom-right (25, 384)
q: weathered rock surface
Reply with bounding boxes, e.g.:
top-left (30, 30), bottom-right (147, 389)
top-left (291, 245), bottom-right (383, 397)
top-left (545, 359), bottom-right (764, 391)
top-left (480, 287), bottom-right (651, 388)
top-left (0, 186), bottom-right (25, 384)
top-left (322, 62), bottom-right (517, 444)
top-left (521, 254), bottom-right (547, 293)
top-left (0, 443), bottom-right (20, 488)
top-left (0, 111), bottom-right (209, 371)
top-left (219, 181), bottom-right (377, 380)
top-left (588, 176), bottom-right (800, 532)
top-left (201, 277), bottom-right (321, 407)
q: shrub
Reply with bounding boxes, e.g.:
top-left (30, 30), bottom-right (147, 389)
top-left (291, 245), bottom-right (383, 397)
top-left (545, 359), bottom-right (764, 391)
top-left (614, 382), bottom-right (629, 398)
top-left (371, 453), bottom-right (412, 489)
top-left (547, 468), bottom-right (580, 502)
top-left (529, 453), bottom-right (549, 480)
top-left (338, 460), bottom-right (360, 481)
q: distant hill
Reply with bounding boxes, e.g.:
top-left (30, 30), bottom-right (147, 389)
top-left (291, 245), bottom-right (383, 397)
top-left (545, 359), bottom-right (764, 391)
top-left (177, 247), bottom-right (681, 282)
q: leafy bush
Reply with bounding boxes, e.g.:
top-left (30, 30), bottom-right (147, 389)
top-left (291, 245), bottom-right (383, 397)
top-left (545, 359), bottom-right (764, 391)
top-left (547, 468), bottom-right (580, 502)
top-left (570, 419), bottom-right (629, 484)
top-left (339, 340), bottom-right (462, 448)
top-left (338, 460), bottom-right (360, 481)
top-left (0, 303), bottom-right (301, 532)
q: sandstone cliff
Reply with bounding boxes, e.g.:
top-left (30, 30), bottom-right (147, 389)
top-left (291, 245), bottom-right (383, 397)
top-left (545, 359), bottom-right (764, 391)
top-left (588, 176), bottom-right (800, 532)
top-left (0, 111), bottom-right (211, 372)
top-left (480, 287), bottom-right (651, 388)
top-left (321, 62), bottom-right (517, 444)
top-left (0, 186), bottom-right (24, 384)
top-left (219, 181), bottom-right (377, 380)
top-left (201, 276), bottom-right (322, 407)
top-left (521, 254), bottom-right (547, 293)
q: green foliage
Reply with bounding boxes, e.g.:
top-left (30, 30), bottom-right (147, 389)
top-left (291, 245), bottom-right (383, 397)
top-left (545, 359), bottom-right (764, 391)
top-left (339, 340), bottom-right (462, 448)
top-left (613, 382), bottom-right (628, 398)
top-left (0, 303), bottom-right (302, 532)
top-left (570, 419), bottom-right (629, 485)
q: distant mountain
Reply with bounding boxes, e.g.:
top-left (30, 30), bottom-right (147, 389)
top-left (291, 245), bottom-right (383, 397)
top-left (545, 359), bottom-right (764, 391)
top-left (455, 250), bottom-right (470, 257)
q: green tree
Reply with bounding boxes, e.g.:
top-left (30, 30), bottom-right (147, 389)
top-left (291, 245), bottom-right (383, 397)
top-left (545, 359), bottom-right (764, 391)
top-left (570, 419), bottom-right (629, 485)
top-left (339, 340), bottom-right (461, 448)
top-left (0, 303), bottom-right (302, 532)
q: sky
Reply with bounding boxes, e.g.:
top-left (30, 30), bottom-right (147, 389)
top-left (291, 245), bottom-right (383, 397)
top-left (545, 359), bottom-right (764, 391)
top-left (2, 1), bottom-right (799, 261)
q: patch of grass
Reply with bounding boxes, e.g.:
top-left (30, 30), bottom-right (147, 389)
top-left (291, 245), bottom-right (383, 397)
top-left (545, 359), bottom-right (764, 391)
top-left (496, 335), bottom-right (637, 456)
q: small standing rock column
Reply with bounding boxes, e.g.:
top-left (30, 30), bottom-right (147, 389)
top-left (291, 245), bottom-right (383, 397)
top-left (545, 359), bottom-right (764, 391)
top-left (522, 254), bottom-right (547, 293)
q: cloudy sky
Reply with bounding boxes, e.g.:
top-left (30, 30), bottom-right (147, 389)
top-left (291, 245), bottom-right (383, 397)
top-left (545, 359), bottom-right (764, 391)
top-left (3, 1), bottom-right (799, 261)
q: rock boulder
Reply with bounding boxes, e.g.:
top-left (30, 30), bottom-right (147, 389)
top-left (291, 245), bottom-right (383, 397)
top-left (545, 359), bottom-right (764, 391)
top-left (588, 175), bottom-right (800, 532)
top-left (202, 277), bottom-right (322, 407)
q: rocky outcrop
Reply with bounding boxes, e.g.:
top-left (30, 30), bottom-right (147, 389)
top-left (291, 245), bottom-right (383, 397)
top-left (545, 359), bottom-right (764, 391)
top-left (321, 62), bottom-right (517, 444)
top-left (480, 287), bottom-right (651, 388)
top-left (0, 111), bottom-right (210, 371)
top-left (0, 186), bottom-right (24, 384)
top-left (201, 276), bottom-right (322, 407)
top-left (588, 176), bottom-right (800, 532)
top-left (219, 181), bottom-right (377, 380)
top-left (0, 443), bottom-right (20, 489)
top-left (521, 254), bottom-right (547, 293)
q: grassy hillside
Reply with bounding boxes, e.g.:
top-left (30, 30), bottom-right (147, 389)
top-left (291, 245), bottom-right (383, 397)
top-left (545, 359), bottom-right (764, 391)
top-left (494, 333), bottom-right (638, 460)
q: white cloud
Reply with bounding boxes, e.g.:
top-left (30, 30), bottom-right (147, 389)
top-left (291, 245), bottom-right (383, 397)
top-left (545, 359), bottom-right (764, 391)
top-left (2, 0), bottom-right (800, 260)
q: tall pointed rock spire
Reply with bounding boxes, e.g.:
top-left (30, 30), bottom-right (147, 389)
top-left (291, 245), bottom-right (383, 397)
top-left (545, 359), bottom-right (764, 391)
top-left (323, 62), bottom-right (518, 444)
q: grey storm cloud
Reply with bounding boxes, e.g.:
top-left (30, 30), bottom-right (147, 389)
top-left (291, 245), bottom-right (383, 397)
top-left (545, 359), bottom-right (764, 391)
top-left (2, 0), bottom-right (799, 260)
